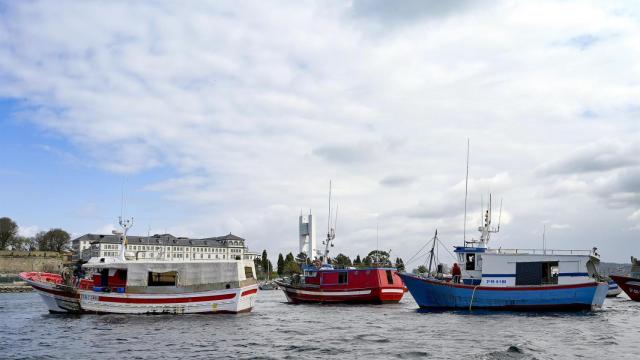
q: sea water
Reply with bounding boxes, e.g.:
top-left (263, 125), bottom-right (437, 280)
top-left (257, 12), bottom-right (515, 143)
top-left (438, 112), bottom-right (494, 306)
top-left (0, 291), bottom-right (637, 359)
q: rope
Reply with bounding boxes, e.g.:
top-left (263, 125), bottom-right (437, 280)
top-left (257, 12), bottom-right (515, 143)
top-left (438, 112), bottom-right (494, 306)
top-left (469, 283), bottom-right (480, 310)
top-left (437, 237), bottom-right (458, 262)
top-left (405, 237), bottom-right (435, 267)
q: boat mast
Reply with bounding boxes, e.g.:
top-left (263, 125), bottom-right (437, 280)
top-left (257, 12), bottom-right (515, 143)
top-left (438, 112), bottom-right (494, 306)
top-left (322, 181), bottom-right (336, 264)
top-left (463, 139), bottom-right (470, 246)
top-left (427, 229), bottom-right (437, 274)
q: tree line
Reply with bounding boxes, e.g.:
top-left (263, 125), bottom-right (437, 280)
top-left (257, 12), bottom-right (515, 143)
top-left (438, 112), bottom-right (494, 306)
top-left (253, 249), bottom-right (406, 279)
top-left (0, 217), bottom-right (71, 252)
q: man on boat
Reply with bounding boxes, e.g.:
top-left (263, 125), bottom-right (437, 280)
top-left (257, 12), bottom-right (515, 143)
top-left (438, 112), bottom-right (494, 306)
top-left (451, 263), bottom-right (461, 283)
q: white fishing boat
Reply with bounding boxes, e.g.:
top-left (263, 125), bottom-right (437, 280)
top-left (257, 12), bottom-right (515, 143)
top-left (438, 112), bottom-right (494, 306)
top-left (21, 217), bottom-right (259, 314)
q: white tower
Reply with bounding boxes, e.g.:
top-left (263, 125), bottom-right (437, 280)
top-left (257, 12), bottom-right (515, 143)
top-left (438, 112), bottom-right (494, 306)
top-left (299, 212), bottom-right (317, 261)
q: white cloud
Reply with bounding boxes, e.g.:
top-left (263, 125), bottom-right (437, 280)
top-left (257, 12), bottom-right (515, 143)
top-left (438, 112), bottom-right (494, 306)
top-left (96, 224), bottom-right (117, 235)
top-left (0, 0), bottom-right (639, 261)
top-left (550, 224), bottom-right (572, 230)
top-left (18, 225), bottom-right (39, 238)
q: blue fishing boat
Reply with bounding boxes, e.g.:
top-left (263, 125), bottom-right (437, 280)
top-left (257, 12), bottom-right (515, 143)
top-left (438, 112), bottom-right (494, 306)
top-left (606, 279), bottom-right (622, 297)
top-left (400, 196), bottom-right (608, 311)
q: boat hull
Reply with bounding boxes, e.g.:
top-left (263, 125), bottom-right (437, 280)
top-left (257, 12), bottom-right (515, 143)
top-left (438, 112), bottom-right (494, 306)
top-left (610, 275), bottom-right (640, 302)
top-left (19, 272), bottom-right (82, 313)
top-left (607, 279), bottom-right (622, 297)
top-left (278, 283), bottom-right (404, 304)
top-left (399, 273), bottom-right (607, 311)
top-left (78, 286), bottom-right (258, 314)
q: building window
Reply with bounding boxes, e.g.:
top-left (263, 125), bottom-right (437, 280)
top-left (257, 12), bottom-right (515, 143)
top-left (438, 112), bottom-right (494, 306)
top-left (244, 267), bottom-right (254, 279)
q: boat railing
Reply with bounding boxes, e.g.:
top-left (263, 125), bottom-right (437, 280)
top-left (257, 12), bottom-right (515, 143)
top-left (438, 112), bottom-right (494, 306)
top-left (488, 248), bottom-right (593, 256)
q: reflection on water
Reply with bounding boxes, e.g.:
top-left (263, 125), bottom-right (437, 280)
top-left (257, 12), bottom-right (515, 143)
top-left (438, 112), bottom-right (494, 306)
top-left (0, 291), bottom-right (638, 359)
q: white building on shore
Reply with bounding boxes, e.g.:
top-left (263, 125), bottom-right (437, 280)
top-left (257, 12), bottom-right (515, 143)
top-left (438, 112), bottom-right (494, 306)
top-left (71, 233), bottom-right (259, 262)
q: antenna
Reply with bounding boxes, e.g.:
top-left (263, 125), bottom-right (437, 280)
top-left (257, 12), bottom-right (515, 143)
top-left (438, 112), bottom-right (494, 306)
top-left (333, 205), bottom-right (339, 236)
top-left (497, 198), bottom-right (503, 231)
top-left (120, 178), bottom-right (126, 219)
top-left (480, 195), bottom-right (484, 228)
top-left (463, 138), bottom-right (470, 244)
top-left (543, 224), bottom-right (546, 255)
top-left (323, 180), bottom-right (335, 263)
top-left (118, 216), bottom-right (134, 261)
top-left (489, 194), bottom-right (492, 226)
top-left (376, 222), bottom-right (380, 264)
top-left (327, 180), bottom-right (332, 238)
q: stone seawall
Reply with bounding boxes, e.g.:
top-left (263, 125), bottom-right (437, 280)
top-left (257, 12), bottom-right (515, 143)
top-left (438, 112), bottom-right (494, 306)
top-left (0, 251), bottom-right (64, 274)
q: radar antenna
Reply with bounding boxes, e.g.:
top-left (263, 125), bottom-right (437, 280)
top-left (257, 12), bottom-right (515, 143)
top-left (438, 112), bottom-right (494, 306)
top-left (118, 216), bottom-right (134, 260)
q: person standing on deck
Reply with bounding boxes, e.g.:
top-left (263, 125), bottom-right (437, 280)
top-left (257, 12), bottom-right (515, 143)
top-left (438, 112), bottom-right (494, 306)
top-left (451, 263), bottom-right (461, 283)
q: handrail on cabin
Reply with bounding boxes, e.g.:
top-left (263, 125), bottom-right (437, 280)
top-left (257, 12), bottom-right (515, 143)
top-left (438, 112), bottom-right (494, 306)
top-left (489, 248), bottom-right (593, 256)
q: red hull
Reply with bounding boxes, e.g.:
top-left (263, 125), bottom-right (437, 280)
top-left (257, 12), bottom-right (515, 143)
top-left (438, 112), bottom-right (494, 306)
top-left (278, 268), bottom-right (405, 304)
top-left (280, 285), bottom-right (404, 303)
top-left (610, 275), bottom-right (640, 302)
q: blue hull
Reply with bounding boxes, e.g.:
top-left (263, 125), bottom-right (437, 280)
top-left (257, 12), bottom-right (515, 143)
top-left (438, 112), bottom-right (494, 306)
top-left (399, 273), bottom-right (608, 311)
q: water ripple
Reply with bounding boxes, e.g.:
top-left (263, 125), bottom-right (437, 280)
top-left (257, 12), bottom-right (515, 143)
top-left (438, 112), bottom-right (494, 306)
top-left (1, 292), bottom-right (639, 359)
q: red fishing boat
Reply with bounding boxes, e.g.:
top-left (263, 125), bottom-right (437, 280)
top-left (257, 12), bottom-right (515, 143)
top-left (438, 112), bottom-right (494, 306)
top-left (277, 265), bottom-right (405, 303)
top-left (276, 182), bottom-right (405, 304)
top-left (610, 256), bottom-right (640, 302)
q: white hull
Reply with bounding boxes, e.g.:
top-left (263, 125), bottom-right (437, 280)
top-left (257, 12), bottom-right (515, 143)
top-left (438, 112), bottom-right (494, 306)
top-left (78, 285), bottom-right (258, 314)
top-left (607, 287), bottom-right (622, 297)
top-left (23, 278), bottom-right (81, 313)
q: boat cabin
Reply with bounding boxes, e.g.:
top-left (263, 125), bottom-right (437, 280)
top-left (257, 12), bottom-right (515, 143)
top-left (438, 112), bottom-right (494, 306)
top-left (454, 246), bottom-right (600, 287)
top-left (299, 264), bottom-right (401, 289)
top-left (82, 257), bottom-right (257, 294)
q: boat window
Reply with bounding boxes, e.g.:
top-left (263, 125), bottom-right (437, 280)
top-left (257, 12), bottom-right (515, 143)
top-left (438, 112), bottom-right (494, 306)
top-left (542, 262), bottom-right (559, 285)
top-left (148, 271), bottom-right (177, 286)
top-left (338, 272), bottom-right (348, 284)
top-left (100, 268), bottom-right (109, 287)
top-left (516, 261), bottom-right (559, 286)
top-left (244, 266), bottom-right (254, 279)
top-left (386, 270), bottom-right (394, 284)
top-left (465, 253), bottom-right (475, 270)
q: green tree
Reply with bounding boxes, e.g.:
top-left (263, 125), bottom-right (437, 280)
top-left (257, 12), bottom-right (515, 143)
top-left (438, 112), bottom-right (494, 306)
top-left (353, 254), bottom-right (361, 266)
top-left (0, 217), bottom-right (18, 250)
top-left (363, 255), bottom-right (372, 266)
top-left (254, 258), bottom-right (263, 276)
top-left (283, 261), bottom-right (301, 275)
top-left (277, 253), bottom-right (285, 276)
top-left (333, 253), bottom-right (352, 267)
top-left (395, 257), bottom-right (405, 272)
top-left (8, 236), bottom-right (30, 251)
top-left (38, 229), bottom-right (70, 252)
top-left (415, 265), bottom-right (428, 275)
top-left (366, 250), bottom-right (391, 266)
top-left (35, 231), bottom-right (47, 251)
top-left (285, 252), bottom-right (295, 263)
top-left (261, 249), bottom-right (269, 274)
top-left (21, 236), bottom-right (38, 251)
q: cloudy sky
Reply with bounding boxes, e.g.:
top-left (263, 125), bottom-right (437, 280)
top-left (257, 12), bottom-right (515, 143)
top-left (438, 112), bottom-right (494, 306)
top-left (0, 0), bottom-right (638, 264)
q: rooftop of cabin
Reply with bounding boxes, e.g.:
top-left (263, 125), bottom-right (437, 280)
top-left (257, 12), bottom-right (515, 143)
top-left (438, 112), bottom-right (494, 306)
top-left (454, 246), bottom-right (594, 257)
